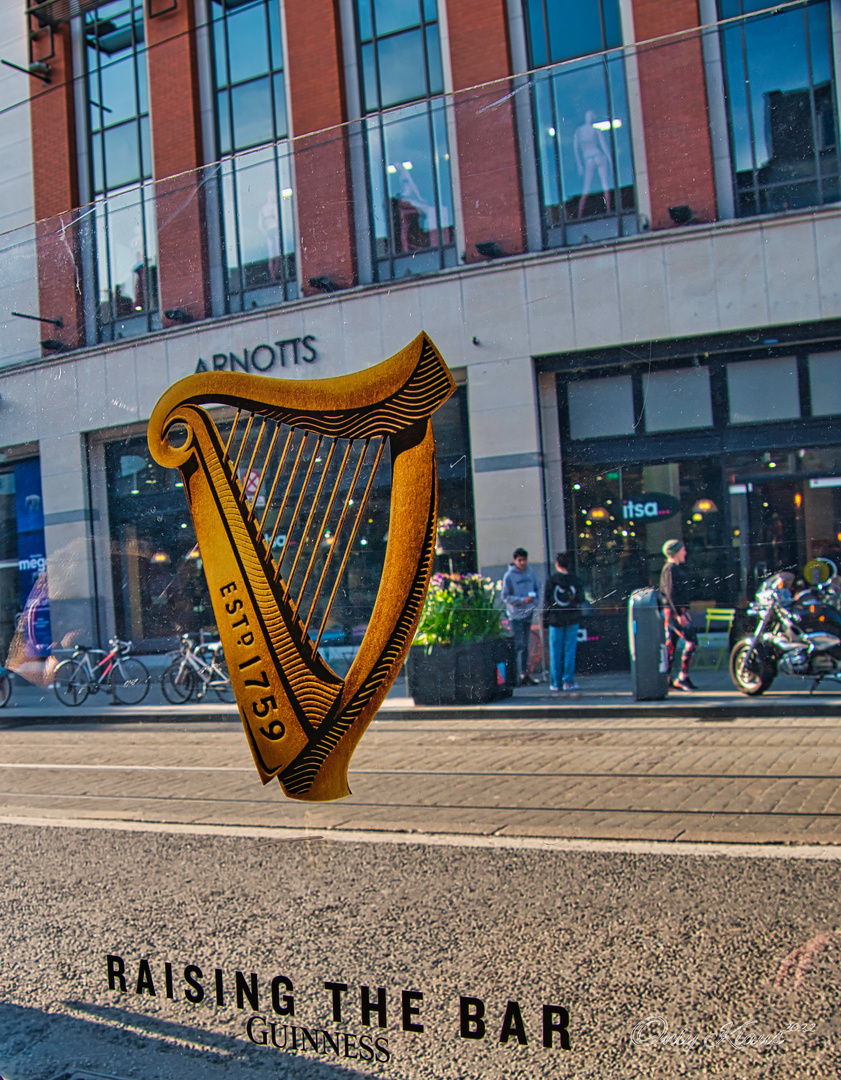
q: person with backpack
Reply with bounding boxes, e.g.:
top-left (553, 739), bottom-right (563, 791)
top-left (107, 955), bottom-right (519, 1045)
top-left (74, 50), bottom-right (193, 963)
top-left (543, 552), bottom-right (584, 693)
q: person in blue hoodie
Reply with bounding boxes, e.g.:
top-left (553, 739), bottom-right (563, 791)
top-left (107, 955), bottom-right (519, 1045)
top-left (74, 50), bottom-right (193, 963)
top-left (501, 548), bottom-right (541, 685)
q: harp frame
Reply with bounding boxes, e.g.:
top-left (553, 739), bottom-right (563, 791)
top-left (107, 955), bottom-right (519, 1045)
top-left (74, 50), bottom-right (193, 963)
top-left (148, 332), bottom-right (455, 801)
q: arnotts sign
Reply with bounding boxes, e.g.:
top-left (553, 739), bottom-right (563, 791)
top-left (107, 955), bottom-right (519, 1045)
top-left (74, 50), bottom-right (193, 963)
top-left (195, 335), bottom-right (317, 374)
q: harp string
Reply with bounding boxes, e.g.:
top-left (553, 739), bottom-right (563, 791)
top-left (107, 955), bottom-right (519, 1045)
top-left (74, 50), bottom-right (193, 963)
top-left (223, 409), bottom-right (242, 457)
top-left (266, 430), bottom-right (309, 555)
top-left (230, 414), bottom-right (255, 476)
top-left (273, 434), bottom-right (324, 581)
top-left (238, 418), bottom-right (269, 505)
top-left (283, 439), bottom-right (338, 596)
top-left (312, 438), bottom-right (386, 652)
top-left (257, 427), bottom-right (295, 535)
top-left (246, 421), bottom-right (280, 522)
top-left (299, 437), bottom-right (372, 640)
top-left (291, 440), bottom-right (354, 621)
top-left (215, 410), bottom-right (390, 656)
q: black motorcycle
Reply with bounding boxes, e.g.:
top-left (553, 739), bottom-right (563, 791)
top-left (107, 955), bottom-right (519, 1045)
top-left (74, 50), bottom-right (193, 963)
top-left (730, 570), bottom-right (841, 695)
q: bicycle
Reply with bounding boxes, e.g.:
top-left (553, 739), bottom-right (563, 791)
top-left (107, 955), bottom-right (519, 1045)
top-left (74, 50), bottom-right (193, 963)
top-left (53, 639), bottom-right (151, 706)
top-left (0, 666), bottom-right (11, 708)
top-left (161, 634), bottom-right (235, 704)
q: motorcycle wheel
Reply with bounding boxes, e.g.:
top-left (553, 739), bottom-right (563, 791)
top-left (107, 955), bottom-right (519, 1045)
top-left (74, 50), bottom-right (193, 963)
top-left (0, 672), bottom-right (11, 708)
top-left (729, 640), bottom-right (775, 696)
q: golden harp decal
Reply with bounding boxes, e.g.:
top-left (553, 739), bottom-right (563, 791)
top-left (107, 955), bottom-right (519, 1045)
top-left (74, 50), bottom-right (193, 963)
top-left (148, 332), bottom-right (455, 802)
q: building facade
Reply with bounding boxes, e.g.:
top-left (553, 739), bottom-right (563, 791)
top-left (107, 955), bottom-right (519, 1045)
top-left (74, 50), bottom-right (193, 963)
top-left (1, 0), bottom-right (841, 669)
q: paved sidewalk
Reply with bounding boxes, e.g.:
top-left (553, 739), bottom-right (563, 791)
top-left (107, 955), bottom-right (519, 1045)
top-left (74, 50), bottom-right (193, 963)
top-left (2, 659), bottom-right (841, 724)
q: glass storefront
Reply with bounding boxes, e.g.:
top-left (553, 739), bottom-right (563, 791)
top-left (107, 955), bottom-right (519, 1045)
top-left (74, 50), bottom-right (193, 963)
top-left (728, 445), bottom-right (841, 595)
top-left (568, 457), bottom-right (726, 607)
top-left (0, 456), bottom-right (51, 668)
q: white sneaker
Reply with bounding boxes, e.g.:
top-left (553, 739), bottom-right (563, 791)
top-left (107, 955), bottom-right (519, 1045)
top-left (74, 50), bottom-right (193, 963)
top-left (563, 681), bottom-right (580, 691)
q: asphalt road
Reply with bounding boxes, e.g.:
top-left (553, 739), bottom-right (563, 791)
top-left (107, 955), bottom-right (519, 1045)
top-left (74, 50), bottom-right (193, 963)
top-left (2, 714), bottom-right (841, 1079)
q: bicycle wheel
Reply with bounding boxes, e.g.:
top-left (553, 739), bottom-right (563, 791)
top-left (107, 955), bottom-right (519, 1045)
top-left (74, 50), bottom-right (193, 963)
top-left (211, 657), bottom-right (236, 704)
top-left (110, 657), bottom-right (151, 705)
top-left (161, 660), bottom-right (197, 704)
top-left (53, 658), bottom-right (90, 706)
top-left (0, 672), bottom-right (11, 708)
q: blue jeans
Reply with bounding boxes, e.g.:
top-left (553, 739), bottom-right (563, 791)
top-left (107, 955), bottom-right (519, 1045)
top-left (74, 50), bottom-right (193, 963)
top-left (549, 623), bottom-right (579, 688)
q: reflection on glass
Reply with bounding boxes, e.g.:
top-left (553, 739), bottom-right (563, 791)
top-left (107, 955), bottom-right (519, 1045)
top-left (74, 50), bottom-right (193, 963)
top-left (525, 1), bottom-right (636, 248)
top-left (356, 0), bottom-right (455, 279)
top-left (720, 1), bottom-right (839, 216)
top-left (210, 0), bottom-right (296, 310)
top-left (85, 0), bottom-right (157, 340)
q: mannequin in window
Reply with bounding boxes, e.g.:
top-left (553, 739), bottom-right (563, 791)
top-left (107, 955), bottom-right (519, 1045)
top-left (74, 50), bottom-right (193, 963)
top-left (574, 110), bottom-right (613, 218)
top-left (394, 163), bottom-right (438, 250)
top-left (258, 187), bottom-right (281, 281)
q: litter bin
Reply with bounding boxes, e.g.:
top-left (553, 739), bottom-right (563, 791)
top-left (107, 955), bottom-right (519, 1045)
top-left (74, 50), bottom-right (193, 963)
top-left (628, 587), bottom-right (669, 700)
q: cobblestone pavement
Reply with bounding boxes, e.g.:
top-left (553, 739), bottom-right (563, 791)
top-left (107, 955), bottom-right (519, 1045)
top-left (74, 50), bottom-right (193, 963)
top-left (2, 711), bottom-right (841, 843)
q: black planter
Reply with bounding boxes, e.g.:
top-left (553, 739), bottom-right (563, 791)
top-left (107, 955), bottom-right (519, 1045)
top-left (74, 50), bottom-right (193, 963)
top-left (407, 638), bottom-right (516, 705)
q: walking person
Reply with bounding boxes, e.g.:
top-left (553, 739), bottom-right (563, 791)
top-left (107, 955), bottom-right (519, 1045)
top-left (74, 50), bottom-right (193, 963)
top-left (502, 548), bottom-right (540, 686)
top-left (543, 552), bottom-right (583, 693)
top-left (659, 539), bottom-right (698, 691)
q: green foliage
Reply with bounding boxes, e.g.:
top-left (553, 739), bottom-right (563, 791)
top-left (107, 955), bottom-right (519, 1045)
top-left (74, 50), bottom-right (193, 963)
top-left (414, 573), bottom-right (502, 648)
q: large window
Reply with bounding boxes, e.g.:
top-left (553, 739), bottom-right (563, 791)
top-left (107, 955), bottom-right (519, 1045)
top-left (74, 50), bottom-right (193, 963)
top-left (209, 0), bottom-right (297, 311)
top-left (355, 0), bottom-right (457, 281)
top-left (85, 0), bottom-right (158, 340)
top-left (523, 0), bottom-right (637, 247)
top-left (719, 0), bottom-right (839, 216)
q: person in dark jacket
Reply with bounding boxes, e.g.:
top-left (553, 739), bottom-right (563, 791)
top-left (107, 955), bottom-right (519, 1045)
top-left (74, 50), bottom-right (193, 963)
top-left (543, 552), bottom-right (584, 692)
top-left (659, 538), bottom-right (698, 691)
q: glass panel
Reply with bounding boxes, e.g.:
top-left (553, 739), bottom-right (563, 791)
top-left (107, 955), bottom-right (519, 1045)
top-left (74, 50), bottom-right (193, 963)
top-left (372, 0), bottom-right (421, 38)
top-left (96, 54), bottom-right (138, 126)
top-left (568, 376), bottom-right (634, 439)
top-left (361, 41), bottom-right (378, 112)
top-left (720, 1), bottom-right (838, 215)
top-left (727, 357), bottom-right (800, 422)
top-left (376, 29), bottom-right (428, 107)
top-left (643, 367), bottom-right (713, 432)
top-left (808, 351), bottom-right (841, 416)
top-left (568, 459), bottom-right (726, 610)
top-left (230, 78), bottom-right (274, 150)
top-left (102, 121), bottom-right (142, 190)
top-left (547, 1), bottom-right (603, 64)
top-left (226, 3), bottom-right (271, 86)
top-left (425, 23), bottom-right (443, 96)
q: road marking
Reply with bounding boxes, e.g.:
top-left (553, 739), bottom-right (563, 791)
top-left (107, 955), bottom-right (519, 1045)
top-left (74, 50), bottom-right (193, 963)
top-left (1, 813), bottom-right (840, 860)
top-left (2, 762), bottom-right (840, 781)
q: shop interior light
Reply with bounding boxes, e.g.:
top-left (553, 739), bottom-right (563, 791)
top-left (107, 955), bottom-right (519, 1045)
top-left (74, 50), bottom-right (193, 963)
top-left (692, 498), bottom-right (717, 514)
top-left (589, 507), bottom-right (609, 521)
top-left (151, 551), bottom-right (169, 564)
top-left (593, 119), bottom-right (622, 130)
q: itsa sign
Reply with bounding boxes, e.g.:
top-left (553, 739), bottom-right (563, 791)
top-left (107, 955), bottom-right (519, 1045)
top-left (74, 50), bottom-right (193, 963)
top-left (621, 493), bottom-right (680, 521)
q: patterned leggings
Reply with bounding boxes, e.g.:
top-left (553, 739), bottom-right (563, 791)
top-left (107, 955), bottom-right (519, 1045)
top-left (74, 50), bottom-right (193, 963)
top-left (665, 608), bottom-right (698, 677)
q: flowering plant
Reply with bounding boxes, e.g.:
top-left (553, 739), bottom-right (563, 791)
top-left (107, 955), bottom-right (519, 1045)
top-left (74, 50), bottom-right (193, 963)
top-left (413, 573), bottom-right (503, 648)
